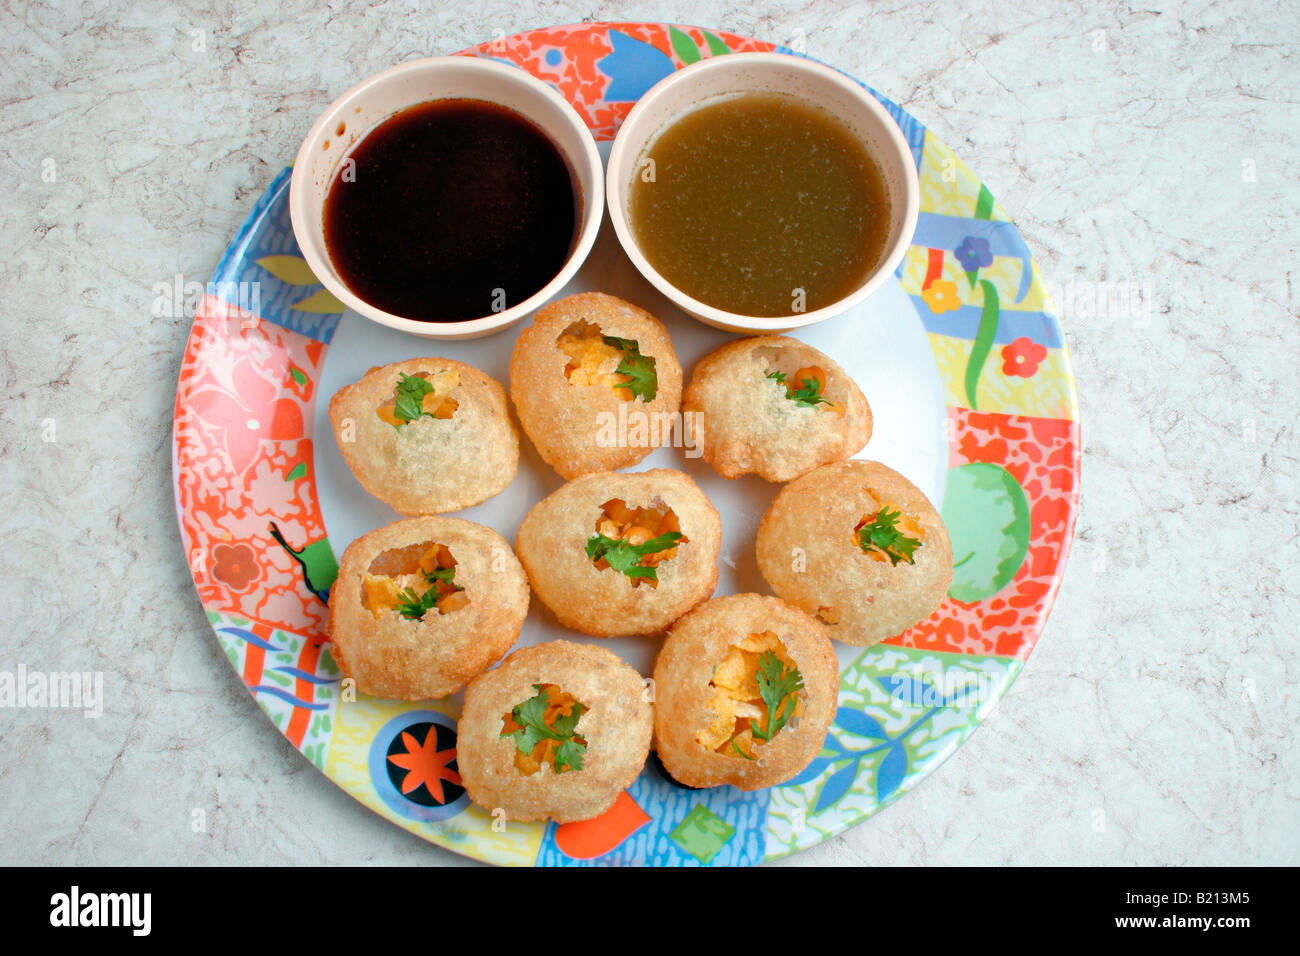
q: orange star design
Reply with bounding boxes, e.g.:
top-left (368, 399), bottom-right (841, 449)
top-left (388, 729), bottom-right (462, 803)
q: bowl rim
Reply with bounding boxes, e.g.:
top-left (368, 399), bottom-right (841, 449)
top-left (288, 55), bottom-right (605, 339)
top-left (604, 51), bottom-right (921, 332)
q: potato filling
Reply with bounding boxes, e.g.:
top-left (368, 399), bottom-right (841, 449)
top-left (556, 321), bottom-right (637, 400)
top-left (361, 542), bottom-right (469, 619)
top-left (589, 498), bottom-right (685, 589)
top-left (697, 631), bottom-right (804, 759)
top-left (375, 369), bottom-right (460, 425)
top-left (853, 501), bottom-right (926, 566)
top-left (500, 683), bottom-right (588, 775)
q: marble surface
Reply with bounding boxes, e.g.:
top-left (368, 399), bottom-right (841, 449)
top-left (1, 0), bottom-right (1296, 866)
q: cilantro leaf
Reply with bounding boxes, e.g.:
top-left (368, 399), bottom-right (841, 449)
top-left (395, 586), bottom-right (440, 620)
top-left (393, 565), bottom-right (462, 619)
top-left (603, 335), bottom-right (657, 402)
top-left (553, 738), bottom-right (586, 773)
top-left (423, 566), bottom-right (458, 588)
top-left (788, 375), bottom-right (832, 408)
top-left (585, 531), bottom-right (683, 582)
top-left (855, 507), bottom-right (923, 566)
top-left (767, 368), bottom-right (830, 408)
top-left (750, 651), bottom-right (804, 742)
top-left (501, 685), bottom-right (587, 774)
top-left (392, 373), bottom-right (434, 426)
top-left (728, 737), bottom-right (756, 761)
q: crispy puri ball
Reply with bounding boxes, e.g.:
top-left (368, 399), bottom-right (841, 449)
top-left (756, 460), bottom-right (952, 646)
top-left (327, 516), bottom-right (529, 700)
top-left (515, 469), bottom-right (721, 637)
top-left (682, 335), bottom-right (872, 482)
top-left (457, 641), bottom-right (653, 823)
top-left (509, 292), bottom-right (683, 479)
top-left (653, 594), bottom-right (838, 791)
top-left (328, 357), bottom-right (518, 514)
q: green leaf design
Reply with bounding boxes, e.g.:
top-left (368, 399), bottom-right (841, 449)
top-left (964, 279), bottom-right (1000, 410)
top-left (669, 25), bottom-right (701, 64)
top-left (285, 462), bottom-right (306, 482)
top-left (974, 183), bottom-right (995, 221)
top-left (702, 30), bottom-right (730, 56)
top-left (255, 255), bottom-right (321, 286)
top-left (289, 366), bottom-right (307, 387)
top-left (942, 463), bottom-right (1031, 602)
top-left (290, 288), bottom-right (347, 313)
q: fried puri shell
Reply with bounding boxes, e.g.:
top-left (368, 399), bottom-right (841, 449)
top-left (509, 292), bottom-right (683, 479)
top-left (515, 469), bottom-right (721, 637)
top-left (653, 594), bottom-right (838, 790)
top-left (756, 460), bottom-right (952, 646)
top-left (328, 357), bottom-right (518, 514)
top-left (327, 516), bottom-right (529, 699)
top-left (457, 640), bottom-right (653, 823)
top-left (683, 335), bottom-right (872, 482)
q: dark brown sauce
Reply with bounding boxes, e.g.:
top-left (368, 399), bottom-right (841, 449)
top-left (323, 99), bottom-right (577, 322)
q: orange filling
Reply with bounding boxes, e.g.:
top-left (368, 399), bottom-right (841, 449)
top-left (361, 542), bottom-right (468, 619)
top-left (375, 369), bottom-right (460, 425)
top-left (853, 501), bottom-right (927, 564)
top-left (501, 684), bottom-right (587, 775)
top-left (557, 321), bottom-right (636, 400)
top-left (590, 498), bottom-right (684, 589)
top-left (697, 631), bottom-right (804, 759)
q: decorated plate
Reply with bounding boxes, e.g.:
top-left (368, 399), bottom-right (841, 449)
top-left (172, 22), bottom-right (1079, 866)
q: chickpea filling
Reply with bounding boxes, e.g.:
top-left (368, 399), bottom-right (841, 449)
top-left (375, 369), bottom-right (460, 426)
top-left (556, 321), bottom-right (638, 400)
top-left (853, 501), bottom-right (926, 566)
top-left (697, 631), bottom-right (805, 759)
top-left (757, 345), bottom-right (845, 416)
top-left (500, 683), bottom-right (588, 776)
top-left (361, 541), bottom-right (469, 619)
top-left (588, 498), bottom-right (685, 589)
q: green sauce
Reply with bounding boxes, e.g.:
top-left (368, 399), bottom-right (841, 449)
top-left (628, 93), bottom-right (891, 317)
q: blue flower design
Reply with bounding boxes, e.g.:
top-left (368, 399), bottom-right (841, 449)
top-left (954, 236), bottom-right (994, 271)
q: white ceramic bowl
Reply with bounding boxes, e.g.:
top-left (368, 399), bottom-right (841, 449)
top-left (606, 52), bottom-right (920, 334)
top-left (289, 56), bottom-right (604, 340)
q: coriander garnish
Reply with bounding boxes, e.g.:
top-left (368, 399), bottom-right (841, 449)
top-left (502, 685), bottom-right (587, 773)
top-left (749, 651), bottom-right (804, 742)
top-left (392, 373), bottom-right (435, 427)
top-left (855, 506), bottom-right (923, 566)
top-left (603, 335), bottom-right (657, 401)
top-left (766, 369), bottom-right (832, 409)
top-left (585, 531), bottom-right (683, 583)
top-left (394, 565), bottom-right (463, 620)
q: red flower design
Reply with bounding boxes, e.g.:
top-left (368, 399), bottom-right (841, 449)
top-left (189, 356), bottom-right (304, 476)
top-left (388, 730), bottom-right (462, 803)
top-left (1001, 337), bottom-right (1047, 378)
top-left (212, 542), bottom-right (260, 592)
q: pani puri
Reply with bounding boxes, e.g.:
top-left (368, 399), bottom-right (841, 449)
top-left (457, 640), bottom-right (653, 823)
top-left (756, 460), bottom-right (952, 646)
top-left (327, 516), bottom-right (529, 699)
top-left (682, 335), bottom-right (872, 482)
top-left (509, 292), bottom-right (683, 479)
top-left (328, 357), bottom-right (518, 514)
top-left (652, 594), bottom-right (838, 791)
top-left (515, 468), bottom-right (721, 637)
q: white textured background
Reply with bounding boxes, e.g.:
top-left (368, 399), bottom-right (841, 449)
top-left (1, 0), bottom-right (1296, 865)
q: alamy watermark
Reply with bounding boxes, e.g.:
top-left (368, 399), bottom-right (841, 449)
top-left (594, 405), bottom-right (703, 458)
top-left (0, 665), bottom-right (103, 718)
